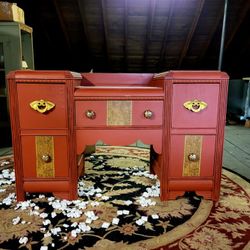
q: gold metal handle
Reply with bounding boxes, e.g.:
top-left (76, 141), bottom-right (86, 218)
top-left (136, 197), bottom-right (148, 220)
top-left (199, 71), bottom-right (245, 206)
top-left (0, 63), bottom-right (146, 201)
top-left (30, 100), bottom-right (55, 114)
top-left (85, 110), bottom-right (96, 119)
top-left (144, 110), bottom-right (153, 119)
top-left (188, 153), bottom-right (199, 162)
top-left (41, 154), bottom-right (51, 163)
top-left (183, 99), bottom-right (207, 113)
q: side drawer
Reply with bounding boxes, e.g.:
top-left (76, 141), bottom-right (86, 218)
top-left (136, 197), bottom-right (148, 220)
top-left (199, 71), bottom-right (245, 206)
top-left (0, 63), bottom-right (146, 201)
top-left (172, 84), bottom-right (219, 128)
top-left (169, 134), bottom-right (216, 178)
top-left (75, 100), bottom-right (163, 127)
top-left (21, 135), bottom-right (69, 178)
top-left (17, 84), bottom-right (67, 129)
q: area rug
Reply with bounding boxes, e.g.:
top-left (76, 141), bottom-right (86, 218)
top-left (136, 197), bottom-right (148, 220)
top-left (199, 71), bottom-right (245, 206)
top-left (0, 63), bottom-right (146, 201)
top-left (0, 149), bottom-right (249, 250)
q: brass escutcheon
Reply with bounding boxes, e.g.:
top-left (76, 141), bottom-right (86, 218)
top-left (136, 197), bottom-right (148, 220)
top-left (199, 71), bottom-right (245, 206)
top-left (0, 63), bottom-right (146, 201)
top-left (30, 99), bottom-right (55, 114)
top-left (183, 99), bottom-right (207, 113)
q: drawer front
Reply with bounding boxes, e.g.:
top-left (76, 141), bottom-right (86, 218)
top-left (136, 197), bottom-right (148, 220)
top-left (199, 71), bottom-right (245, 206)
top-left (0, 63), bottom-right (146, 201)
top-left (172, 84), bottom-right (219, 128)
top-left (17, 84), bottom-right (67, 129)
top-left (169, 135), bottom-right (216, 178)
top-left (21, 135), bottom-right (69, 178)
top-left (133, 101), bottom-right (163, 126)
top-left (75, 100), bottom-right (163, 127)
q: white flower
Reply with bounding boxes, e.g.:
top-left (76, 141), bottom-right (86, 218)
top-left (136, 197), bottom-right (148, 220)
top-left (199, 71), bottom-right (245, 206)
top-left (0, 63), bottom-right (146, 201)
top-left (65, 208), bottom-right (82, 218)
top-left (71, 229), bottom-right (78, 238)
top-left (48, 197), bottom-right (55, 202)
top-left (117, 210), bottom-right (123, 215)
top-left (151, 214), bottom-right (159, 219)
top-left (3, 193), bottom-right (16, 205)
top-left (122, 210), bottom-right (129, 215)
top-left (101, 195), bottom-right (109, 201)
top-left (76, 202), bottom-right (88, 209)
top-left (43, 219), bottom-right (51, 226)
top-left (44, 232), bottom-right (51, 238)
top-left (50, 227), bottom-right (61, 235)
top-left (40, 213), bottom-right (48, 218)
top-left (95, 188), bottom-right (102, 193)
top-left (85, 218), bottom-right (92, 224)
top-left (112, 218), bottom-right (119, 225)
top-left (51, 212), bottom-right (57, 218)
top-left (71, 222), bottom-right (78, 227)
top-left (91, 201), bottom-right (100, 207)
top-left (84, 211), bottom-right (98, 220)
top-left (102, 222), bottom-right (110, 228)
top-left (136, 219), bottom-right (145, 225)
top-left (12, 216), bottom-right (21, 225)
top-left (124, 200), bottom-right (133, 205)
top-left (79, 222), bottom-right (91, 232)
top-left (19, 236), bottom-right (28, 244)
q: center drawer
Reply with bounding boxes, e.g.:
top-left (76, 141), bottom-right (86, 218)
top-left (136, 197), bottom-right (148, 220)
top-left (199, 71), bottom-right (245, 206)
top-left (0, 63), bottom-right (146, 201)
top-left (75, 100), bottom-right (163, 127)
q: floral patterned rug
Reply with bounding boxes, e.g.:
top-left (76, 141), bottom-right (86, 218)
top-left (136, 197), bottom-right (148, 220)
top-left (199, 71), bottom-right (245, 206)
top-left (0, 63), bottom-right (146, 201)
top-left (0, 149), bottom-right (249, 250)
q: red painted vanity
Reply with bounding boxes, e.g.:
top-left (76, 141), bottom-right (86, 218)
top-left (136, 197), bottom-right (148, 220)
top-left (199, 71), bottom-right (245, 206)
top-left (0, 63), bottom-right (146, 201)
top-left (7, 70), bottom-right (229, 201)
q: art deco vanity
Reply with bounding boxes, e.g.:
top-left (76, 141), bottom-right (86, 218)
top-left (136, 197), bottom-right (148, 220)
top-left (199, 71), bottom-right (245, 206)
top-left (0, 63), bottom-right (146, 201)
top-left (7, 70), bottom-right (229, 202)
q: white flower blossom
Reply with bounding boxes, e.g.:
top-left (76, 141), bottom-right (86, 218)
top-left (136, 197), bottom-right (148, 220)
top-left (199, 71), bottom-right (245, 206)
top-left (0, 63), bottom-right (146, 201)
top-left (19, 236), bottom-right (28, 244)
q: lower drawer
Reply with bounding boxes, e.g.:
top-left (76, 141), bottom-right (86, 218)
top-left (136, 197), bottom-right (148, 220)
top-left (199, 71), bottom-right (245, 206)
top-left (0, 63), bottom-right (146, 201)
top-left (169, 135), bottom-right (216, 178)
top-left (21, 135), bottom-right (69, 178)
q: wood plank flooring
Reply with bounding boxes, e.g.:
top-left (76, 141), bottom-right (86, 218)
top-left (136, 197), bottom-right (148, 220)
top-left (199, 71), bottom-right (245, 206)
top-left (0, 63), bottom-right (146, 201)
top-left (223, 124), bottom-right (250, 180)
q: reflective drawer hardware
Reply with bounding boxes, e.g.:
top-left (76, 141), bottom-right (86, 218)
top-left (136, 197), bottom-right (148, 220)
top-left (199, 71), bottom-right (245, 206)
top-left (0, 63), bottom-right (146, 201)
top-left (183, 135), bottom-right (202, 176)
top-left (30, 99), bottom-right (55, 114)
top-left (144, 110), bottom-right (153, 119)
top-left (35, 136), bottom-right (55, 178)
top-left (183, 99), bottom-right (207, 113)
top-left (188, 153), bottom-right (199, 162)
top-left (85, 110), bottom-right (96, 119)
top-left (41, 154), bottom-right (52, 163)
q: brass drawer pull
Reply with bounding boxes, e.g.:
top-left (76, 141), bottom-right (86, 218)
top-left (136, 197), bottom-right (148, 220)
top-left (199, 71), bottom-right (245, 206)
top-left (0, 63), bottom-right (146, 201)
top-left (144, 110), bottom-right (153, 119)
top-left (183, 99), bottom-right (207, 113)
top-left (188, 153), bottom-right (199, 162)
top-left (30, 99), bottom-right (55, 114)
top-left (85, 110), bottom-right (96, 119)
top-left (41, 154), bottom-right (51, 163)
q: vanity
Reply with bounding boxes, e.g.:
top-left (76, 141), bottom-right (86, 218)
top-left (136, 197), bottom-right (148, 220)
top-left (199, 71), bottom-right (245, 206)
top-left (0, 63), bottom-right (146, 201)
top-left (7, 70), bottom-right (229, 201)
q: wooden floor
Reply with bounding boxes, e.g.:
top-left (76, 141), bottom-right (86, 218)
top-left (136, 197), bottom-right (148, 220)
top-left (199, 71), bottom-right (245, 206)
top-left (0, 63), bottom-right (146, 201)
top-left (1, 124), bottom-right (249, 180)
top-left (223, 124), bottom-right (250, 180)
